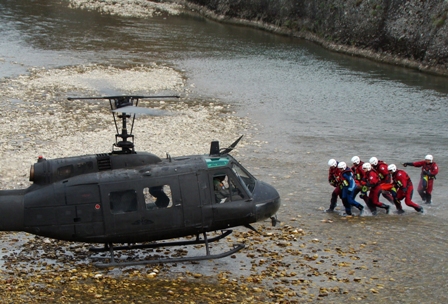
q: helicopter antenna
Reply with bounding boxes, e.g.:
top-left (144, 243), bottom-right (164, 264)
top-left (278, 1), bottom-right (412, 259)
top-left (67, 95), bottom-right (180, 154)
top-left (220, 135), bottom-right (243, 154)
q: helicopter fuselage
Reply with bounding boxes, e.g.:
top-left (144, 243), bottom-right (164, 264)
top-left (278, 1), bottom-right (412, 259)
top-left (0, 151), bottom-right (280, 244)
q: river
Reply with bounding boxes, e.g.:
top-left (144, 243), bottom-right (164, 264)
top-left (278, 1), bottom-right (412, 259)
top-left (1, 0), bottom-right (448, 303)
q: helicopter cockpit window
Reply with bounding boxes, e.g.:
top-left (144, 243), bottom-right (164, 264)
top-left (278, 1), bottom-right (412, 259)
top-left (231, 162), bottom-right (256, 193)
top-left (144, 185), bottom-right (172, 210)
top-left (213, 174), bottom-right (245, 204)
top-left (110, 190), bottom-right (138, 214)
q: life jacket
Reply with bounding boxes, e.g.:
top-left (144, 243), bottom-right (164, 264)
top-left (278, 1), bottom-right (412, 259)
top-left (373, 160), bottom-right (389, 181)
top-left (392, 169), bottom-right (412, 189)
top-left (340, 167), bottom-right (356, 191)
top-left (351, 161), bottom-right (365, 181)
top-left (328, 166), bottom-right (340, 186)
top-left (421, 162), bottom-right (438, 179)
top-left (364, 170), bottom-right (380, 188)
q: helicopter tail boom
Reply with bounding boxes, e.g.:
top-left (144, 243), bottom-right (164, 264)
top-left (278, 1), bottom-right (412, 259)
top-left (0, 190), bottom-right (25, 231)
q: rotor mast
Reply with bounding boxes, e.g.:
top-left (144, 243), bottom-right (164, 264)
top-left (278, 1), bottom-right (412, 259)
top-left (109, 96), bottom-right (137, 154)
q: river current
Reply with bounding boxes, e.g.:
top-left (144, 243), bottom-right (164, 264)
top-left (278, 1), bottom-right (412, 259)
top-left (1, 0), bottom-right (448, 303)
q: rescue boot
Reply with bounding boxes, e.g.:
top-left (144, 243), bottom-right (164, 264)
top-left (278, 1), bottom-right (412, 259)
top-left (342, 205), bottom-right (353, 217)
top-left (358, 205), bottom-right (364, 216)
top-left (418, 190), bottom-right (427, 203)
top-left (382, 204), bottom-right (390, 214)
top-left (417, 206), bottom-right (424, 213)
top-left (393, 199), bottom-right (402, 211)
top-left (396, 209), bottom-right (405, 215)
top-left (326, 200), bottom-right (337, 212)
top-left (425, 194), bottom-right (432, 204)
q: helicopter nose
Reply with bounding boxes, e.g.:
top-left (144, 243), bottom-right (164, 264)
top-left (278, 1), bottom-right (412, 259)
top-left (254, 181), bottom-right (281, 222)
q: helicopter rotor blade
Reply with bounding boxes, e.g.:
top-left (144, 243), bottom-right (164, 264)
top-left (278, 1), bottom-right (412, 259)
top-left (67, 95), bottom-right (178, 116)
top-left (67, 95), bottom-right (180, 101)
top-left (111, 106), bottom-right (168, 116)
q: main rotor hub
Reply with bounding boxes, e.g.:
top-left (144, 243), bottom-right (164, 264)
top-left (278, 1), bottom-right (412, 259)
top-left (112, 97), bottom-right (134, 110)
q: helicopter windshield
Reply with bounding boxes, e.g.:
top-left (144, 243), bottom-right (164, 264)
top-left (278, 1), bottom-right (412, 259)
top-left (231, 162), bottom-right (256, 193)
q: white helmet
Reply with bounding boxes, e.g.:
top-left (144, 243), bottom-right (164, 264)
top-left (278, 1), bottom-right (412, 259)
top-left (388, 164), bottom-right (397, 173)
top-left (351, 156), bottom-right (360, 165)
top-left (328, 159), bottom-right (337, 167)
top-left (425, 154), bottom-right (433, 162)
top-left (369, 157), bottom-right (378, 166)
top-left (338, 162), bottom-right (347, 170)
top-left (362, 163), bottom-right (372, 171)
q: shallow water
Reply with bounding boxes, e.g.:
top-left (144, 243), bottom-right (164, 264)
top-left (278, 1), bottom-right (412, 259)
top-left (1, 0), bottom-right (448, 302)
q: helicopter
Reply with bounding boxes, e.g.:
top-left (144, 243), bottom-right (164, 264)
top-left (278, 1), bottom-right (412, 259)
top-left (0, 95), bottom-right (281, 267)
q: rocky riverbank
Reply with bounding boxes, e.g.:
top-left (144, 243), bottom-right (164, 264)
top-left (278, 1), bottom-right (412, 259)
top-left (175, 0), bottom-right (448, 76)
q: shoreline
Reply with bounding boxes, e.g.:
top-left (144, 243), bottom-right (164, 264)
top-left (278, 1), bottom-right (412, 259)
top-left (177, 1), bottom-right (448, 77)
top-left (67, 0), bottom-right (448, 77)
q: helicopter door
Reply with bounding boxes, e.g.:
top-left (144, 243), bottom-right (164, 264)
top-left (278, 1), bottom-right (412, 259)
top-left (210, 170), bottom-right (254, 226)
top-left (101, 183), bottom-right (142, 236)
top-left (179, 173), bottom-right (207, 229)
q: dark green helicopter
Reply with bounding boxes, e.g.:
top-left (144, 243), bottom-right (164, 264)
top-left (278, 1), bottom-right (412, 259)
top-left (0, 95), bottom-right (280, 267)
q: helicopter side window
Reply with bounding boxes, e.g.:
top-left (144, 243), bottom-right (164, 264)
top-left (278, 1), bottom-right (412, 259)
top-left (213, 174), bottom-right (245, 204)
top-left (144, 185), bottom-right (173, 210)
top-left (109, 190), bottom-right (137, 214)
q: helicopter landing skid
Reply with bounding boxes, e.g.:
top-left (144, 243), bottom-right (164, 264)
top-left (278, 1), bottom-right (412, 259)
top-left (91, 230), bottom-right (245, 268)
top-left (89, 229), bottom-right (233, 252)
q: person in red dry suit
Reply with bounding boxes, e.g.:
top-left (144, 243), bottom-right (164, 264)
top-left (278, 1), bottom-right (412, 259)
top-left (361, 162), bottom-right (390, 215)
top-left (369, 157), bottom-right (398, 210)
top-left (403, 155), bottom-right (439, 204)
top-left (326, 159), bottom-right (342, 212)
top-left (350, 156), bottom-right (371, 208)
top-left (386, 164), bottom-right (424, 214)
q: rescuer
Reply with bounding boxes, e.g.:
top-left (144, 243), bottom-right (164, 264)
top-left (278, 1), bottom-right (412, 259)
top-left (361, 162), bottom-right (391, 215)
top-left (403, 155), bottom-right (439, 204)
top-left (351, 156), bottom-right (371, 208)
top-left (369, 156), bottom-right (398, 210)
top-left (387, 164), bottom-right (424, 214)
top-left (326, 159), bottom-right (342, 212)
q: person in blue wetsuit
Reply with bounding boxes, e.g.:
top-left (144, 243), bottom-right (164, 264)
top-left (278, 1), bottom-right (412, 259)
top-left (338, 162), bottom-right (364, 216)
